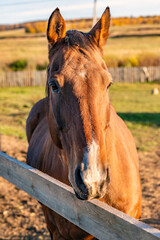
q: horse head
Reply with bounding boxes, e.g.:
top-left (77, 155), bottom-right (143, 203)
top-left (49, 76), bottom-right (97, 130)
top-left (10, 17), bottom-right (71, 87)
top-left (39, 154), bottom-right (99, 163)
top-left (47, 7), bottom-right (112, 200)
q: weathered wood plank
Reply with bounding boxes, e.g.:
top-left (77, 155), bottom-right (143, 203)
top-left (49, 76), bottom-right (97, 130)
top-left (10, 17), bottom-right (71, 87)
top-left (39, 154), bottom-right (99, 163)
top-left (0, 151), bottom-right (160, 240)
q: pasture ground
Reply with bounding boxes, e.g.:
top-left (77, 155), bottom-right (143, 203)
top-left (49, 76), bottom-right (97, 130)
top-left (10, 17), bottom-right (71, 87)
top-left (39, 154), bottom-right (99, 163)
top-left (0, 83), bottom-right (160, 238)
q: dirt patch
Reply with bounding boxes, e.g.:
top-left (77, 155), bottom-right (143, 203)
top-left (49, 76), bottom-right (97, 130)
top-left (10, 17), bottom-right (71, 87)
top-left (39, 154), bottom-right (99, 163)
top-left (0, 136), bottom-right (50, 240)
top-left (0, 135), bottom-right (160, 239)
top-left (139, 151), bottom-right (160, 229)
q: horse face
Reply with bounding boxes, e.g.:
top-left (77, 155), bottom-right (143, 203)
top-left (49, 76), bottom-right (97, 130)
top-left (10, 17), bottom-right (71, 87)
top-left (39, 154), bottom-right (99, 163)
top-left (47, 8), bottom-right (112, 200)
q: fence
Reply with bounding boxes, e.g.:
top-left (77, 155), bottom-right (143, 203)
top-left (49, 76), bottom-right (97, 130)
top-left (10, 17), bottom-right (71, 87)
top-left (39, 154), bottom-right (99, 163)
top-left (0, 151), bottom-right (160, 240)
top-left (0, 71), bottom-right (47, 87)
top-left (0, 67), bottom-right (160, 87)
top-left (109, 66), bottom-right (160, 83)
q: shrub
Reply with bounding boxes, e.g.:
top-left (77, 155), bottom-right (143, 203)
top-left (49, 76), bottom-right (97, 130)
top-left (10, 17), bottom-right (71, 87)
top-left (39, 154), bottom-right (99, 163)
top-left (118, 59), bottom-right (130, 67)
top-left (118, 56), bottom-right (139, 67)
top-left (9, 59), bottom-right (28, 71)
top-left (36, 62), bottom-right (48, 71)
top-left (128, 56), bottom-right (139, 67)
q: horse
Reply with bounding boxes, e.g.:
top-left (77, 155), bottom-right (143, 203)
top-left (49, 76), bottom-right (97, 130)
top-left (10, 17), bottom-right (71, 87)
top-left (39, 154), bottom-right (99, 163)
top-left (26, 7), bottom-right (142, 240)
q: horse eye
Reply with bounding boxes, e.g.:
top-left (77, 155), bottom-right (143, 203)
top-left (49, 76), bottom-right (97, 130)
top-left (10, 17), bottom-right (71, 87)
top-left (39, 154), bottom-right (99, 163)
top-left (107, 82), bottom-right (113, 90)
top-left (51, 81), bottom-right (60, 93)
top-left (48, 78), bottom-right (60, 93)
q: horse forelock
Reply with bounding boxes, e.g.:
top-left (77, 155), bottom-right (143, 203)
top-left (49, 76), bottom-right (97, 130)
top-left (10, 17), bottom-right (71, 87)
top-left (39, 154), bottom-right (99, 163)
top-left (65, 30), bottom-right (91, 48)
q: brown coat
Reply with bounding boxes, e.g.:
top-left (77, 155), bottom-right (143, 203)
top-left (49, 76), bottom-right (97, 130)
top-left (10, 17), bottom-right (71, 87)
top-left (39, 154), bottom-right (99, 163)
top-left (26, 7), bottom-right (141, 240)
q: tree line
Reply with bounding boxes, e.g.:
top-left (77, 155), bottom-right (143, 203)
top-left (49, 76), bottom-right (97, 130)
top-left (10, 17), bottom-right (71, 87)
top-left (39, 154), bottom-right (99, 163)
top-left (0, 16), bottom-right (160, 33)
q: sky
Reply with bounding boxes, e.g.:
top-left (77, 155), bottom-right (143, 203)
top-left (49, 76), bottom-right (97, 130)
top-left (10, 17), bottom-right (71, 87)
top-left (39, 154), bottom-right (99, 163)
top-left (0, 0), bottom-right (160, 24)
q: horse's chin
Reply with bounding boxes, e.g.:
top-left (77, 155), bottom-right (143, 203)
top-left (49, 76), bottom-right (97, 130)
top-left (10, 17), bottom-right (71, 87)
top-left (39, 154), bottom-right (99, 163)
top-left (74, 189), bottom-right (104, 201)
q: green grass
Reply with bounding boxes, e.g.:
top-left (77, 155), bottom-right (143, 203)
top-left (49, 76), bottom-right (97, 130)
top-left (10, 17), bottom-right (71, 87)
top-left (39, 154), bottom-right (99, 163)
top-left (0, 83), bottom-right (160, 152)
top-left (110, 83), bottom-right (160, 113)
top-left (0, 87), bottom-right (45, 140)
top-left (109, 83), bottom-right (160, 151)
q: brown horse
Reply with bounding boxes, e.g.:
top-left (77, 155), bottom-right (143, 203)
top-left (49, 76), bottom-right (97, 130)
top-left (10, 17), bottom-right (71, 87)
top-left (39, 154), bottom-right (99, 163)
top-left (26, 7), bottom-right (142, 240)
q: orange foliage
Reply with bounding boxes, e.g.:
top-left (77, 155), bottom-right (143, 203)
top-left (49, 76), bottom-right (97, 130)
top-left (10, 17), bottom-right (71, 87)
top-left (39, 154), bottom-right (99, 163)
top-left (111, 16), bottom-right (160, 26)
top-left (0, 16), bottom-right (160, 32)
top-left (25, 21), bottom-right (47, 33)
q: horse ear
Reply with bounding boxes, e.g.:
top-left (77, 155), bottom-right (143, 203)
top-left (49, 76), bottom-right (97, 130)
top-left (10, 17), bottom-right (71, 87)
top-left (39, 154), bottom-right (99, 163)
top-left (89, 7), bottom-right (111, 49)
top-left (47, 8), bottom-right (66, 45)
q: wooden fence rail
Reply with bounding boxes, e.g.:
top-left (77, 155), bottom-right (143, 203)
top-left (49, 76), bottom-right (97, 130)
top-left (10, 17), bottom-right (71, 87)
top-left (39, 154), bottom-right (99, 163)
top-left (0, 151), bottom-right (160, 240)
top-left (0, 67), bottom-right (160, 87)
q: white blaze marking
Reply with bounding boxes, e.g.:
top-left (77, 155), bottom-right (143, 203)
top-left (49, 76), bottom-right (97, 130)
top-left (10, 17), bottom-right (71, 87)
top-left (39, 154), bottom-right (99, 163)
top-left (79, 71), bottom-right (86, 78)
top-left (81, 140), bottom-right (101, 186)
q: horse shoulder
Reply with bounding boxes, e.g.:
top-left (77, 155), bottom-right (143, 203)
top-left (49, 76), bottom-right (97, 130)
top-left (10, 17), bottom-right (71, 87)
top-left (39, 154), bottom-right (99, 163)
top-left (109, 104), bottom-right (139, 166)
top-left (104, 105), bottom-right (141, 218)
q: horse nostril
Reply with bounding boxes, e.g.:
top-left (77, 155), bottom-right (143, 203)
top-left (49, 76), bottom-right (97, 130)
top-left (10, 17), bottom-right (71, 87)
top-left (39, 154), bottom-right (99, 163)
top-left (75, 167), bottom-right (88, 195)
top-left (106, 166), bottom-right (110, 185)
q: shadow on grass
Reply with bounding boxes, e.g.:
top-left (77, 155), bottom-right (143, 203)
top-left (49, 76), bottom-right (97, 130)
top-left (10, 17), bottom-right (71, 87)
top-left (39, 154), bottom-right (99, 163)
top-left (118, 112), bottom-right (160, 127)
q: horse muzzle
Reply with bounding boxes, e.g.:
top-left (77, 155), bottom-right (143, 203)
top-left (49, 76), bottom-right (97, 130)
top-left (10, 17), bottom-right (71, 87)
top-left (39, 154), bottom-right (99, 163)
top-left (74, 165), bottom-right (110, 200)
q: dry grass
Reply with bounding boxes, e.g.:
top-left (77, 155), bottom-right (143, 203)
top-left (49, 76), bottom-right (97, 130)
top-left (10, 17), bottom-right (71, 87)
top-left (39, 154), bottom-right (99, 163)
top-left (105, 35), bottom-right (160, 56)
top-left (109, 24), bottom-right (160, 37)
top-left (0, 24), bottom-right (160, 71)
top-left (0, 36), bottom-right (48, 71)
top-left (104, 36), bottom-right (160, 67)
top-left (0, 28), bottom-right (25, 37)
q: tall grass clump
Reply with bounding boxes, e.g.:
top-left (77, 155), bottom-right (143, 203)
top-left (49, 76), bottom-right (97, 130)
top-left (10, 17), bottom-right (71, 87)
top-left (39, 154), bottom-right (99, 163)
top-left (9, 59), bottom-right (28, 71)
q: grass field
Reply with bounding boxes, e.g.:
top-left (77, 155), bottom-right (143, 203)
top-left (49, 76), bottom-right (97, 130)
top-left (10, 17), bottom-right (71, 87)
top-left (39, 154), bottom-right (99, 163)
top-left (0, 87), bottom-right (45, 139)
top-left (0, 24), bottom-right (160, 71)
top-left (0, 83), bottom-right (160, 152)
top-left (109, 83), bottom-right (160, 151)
